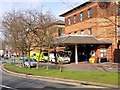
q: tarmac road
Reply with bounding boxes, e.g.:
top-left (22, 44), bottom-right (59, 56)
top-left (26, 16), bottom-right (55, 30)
top-left (0, 61), bottom-right (85, 90)
top-left (0, 72), bottom-right (78, 90)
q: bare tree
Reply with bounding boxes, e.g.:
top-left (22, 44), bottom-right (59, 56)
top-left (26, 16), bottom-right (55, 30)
top-left (2, 10), bottom-right (37, 68)
top-left (32, 10), bottom-right (56, 69)
top-left (45, 25), bottom-right (57, 70)
top-left (2, 11), bottom-right (21, 56)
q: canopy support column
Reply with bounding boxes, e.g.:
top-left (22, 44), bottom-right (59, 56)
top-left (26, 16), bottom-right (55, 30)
top-left (75, 44), bottom-right (78, 64)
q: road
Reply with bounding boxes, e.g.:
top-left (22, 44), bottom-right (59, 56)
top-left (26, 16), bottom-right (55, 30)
top-left (0, 61), bottom-right (85, 90)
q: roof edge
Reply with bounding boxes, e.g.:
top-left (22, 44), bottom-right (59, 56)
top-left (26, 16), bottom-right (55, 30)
top-left (59, 1), bottom-right (91, 17)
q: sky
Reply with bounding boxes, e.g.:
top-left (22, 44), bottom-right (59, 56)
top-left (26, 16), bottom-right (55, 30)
top-left (0, 0), bottom-right (89, 39)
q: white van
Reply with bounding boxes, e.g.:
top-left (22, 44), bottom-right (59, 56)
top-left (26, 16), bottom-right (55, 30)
top-left (49, 52), bottom-right (71, 64)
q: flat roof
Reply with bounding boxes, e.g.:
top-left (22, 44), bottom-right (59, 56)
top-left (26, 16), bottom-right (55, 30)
top-left (59, 1), bottom-right (91, 17)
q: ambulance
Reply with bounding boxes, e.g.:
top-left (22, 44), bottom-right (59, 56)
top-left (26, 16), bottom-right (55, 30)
top-left (30, 51), bottom-right (48, 62)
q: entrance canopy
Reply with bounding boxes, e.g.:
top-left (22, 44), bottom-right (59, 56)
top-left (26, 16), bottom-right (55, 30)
top-left (54, 34), bottom-right (112, 64)
top-left (54, 34), bottom-right (112, 45)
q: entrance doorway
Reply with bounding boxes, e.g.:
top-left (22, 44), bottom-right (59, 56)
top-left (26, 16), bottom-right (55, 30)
top-left (78, 45), bottom-right (91, 62)
top-left (67, 45), bottom-right (93, 63)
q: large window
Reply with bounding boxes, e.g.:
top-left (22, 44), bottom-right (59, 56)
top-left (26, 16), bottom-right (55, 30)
top-left (100, 48), bottom-right (107, 58)
top-left (88, 8), bottom-right (92, 18)
top-left (68, 17), bottom-right (71, 25)
top-left (88, 28), bottom-right (92, 35)
top-left (80, 12), bottom-right (84, 21)
top-left (73, 15), bottom-right (76, 23)
top-left (117, 26), bottom-right (120, 36)
top-left (81, 30), bottom-right (84, 35)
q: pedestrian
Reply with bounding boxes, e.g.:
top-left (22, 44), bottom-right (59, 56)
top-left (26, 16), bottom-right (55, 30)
top-left (13, 58), bottom-right (16, 64)
top-left (11, 55), bottom-right (14, 63)
top-left (11, 55), bottom-right (16, 64)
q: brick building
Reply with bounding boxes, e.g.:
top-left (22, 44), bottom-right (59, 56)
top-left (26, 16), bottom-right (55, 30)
top-left (55, 2), bottom-right (120, 64)
top-left (51, 20), bottom-right (65, 37)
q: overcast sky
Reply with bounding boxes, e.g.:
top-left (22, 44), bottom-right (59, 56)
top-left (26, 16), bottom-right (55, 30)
top-left (0, 0), bottom-right (89, 39)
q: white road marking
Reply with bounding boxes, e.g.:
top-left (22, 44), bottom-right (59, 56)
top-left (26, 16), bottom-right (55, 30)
top-left (0, 84), bottom-right (18, 90)
top-left (81, 85), bottom-right (106, 88)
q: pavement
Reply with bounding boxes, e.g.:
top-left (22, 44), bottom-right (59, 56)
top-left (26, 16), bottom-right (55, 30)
top-left (63, 62), bottom-right (120, 72)
top-left (36, 61), bottom-right (120, 72)
top-left (1, 62), bottom-right (119, 89)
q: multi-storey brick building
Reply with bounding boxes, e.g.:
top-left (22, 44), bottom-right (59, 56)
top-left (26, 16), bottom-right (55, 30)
top-left (56, 2), bottom-right (120, 64)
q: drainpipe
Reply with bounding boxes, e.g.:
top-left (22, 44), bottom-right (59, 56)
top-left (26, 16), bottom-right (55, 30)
top-left (75, 44), bottom-right (78, 64)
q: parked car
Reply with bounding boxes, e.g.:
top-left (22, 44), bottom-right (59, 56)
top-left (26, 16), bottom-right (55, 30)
top-left (4, 54), bottom-right (10, 59)
top-left (24, 58), bottom-right (36, 67)
top-left (49, 52), bottom-right (71, 64)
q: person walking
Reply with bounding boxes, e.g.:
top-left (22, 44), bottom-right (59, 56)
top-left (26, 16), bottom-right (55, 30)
top-left (11, 55), bottom-right (15, 64)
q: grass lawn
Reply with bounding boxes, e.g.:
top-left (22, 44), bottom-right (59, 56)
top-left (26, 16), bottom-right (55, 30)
top-left (4, 63), bottom-right (119, 85)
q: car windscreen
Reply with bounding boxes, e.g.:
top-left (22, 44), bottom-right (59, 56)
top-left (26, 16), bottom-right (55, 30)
top-left (58, 52), bottom-right (71, 57)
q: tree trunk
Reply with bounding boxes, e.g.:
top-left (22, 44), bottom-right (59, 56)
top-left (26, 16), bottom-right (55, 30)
top-left (36, 49), bottom-right (41, 69)
top-left (21, 48), bottom-right (24, 67)
top-left (59, 61), bottom-right (63, 72)
top-left (46, 47), bottom-right (50, 70)
top-left (28, 46), bottom-right (31, 68)
top-left (54, 47), bottom-right (57, 65)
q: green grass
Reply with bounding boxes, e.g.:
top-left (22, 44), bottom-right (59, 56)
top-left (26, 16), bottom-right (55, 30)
top-left (4, 63), bottom-right (119, 85)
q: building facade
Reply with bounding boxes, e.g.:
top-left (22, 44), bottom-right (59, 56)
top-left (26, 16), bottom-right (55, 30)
top-left (51, 20), bottom-right (65, 37)
top-left (59, 2), bottom-right (120, 63)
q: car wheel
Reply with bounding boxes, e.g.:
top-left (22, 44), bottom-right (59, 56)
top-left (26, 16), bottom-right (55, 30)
top-left (51, 60), bottom-right (53, 63)
top-left (24, 64), bottom-right (28, 68)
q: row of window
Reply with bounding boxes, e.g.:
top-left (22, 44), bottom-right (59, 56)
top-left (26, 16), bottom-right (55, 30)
top-left (69, 28), bottom-right (92, 35)
top-left (68, 8), bottom-right (92, 25)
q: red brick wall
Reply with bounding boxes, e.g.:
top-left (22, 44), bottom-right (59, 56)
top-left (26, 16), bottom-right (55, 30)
top-left (62, 2), bottom-right (118, 62)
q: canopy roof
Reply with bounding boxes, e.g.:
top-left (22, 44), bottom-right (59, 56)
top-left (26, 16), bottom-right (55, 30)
top-left (54, 34), bottom-right (112, 45)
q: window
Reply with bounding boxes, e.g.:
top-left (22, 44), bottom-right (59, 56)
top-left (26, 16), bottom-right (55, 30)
top-left (88, 8), bottom-right (92, 18)
top-left (100, 48), bottom-right (107, 58)
top-left (74, 31), bottom-right (77, 34)
top-left (81, 30), bottom-right (84, 35)
top-left (117, 6), bottom-right (120, 16)
top-left (68, 17), bottom-right (71, 25)
top-left (117, 27), bottom-right (120, 36)
top-left (58, 28), bottom-right (64, 36)
top-left (73, 15), bottom-right (76, 23)
top-left (88, 28), bottom-right (92, 35)
top-left (80, 12), bottom-right (84, 21)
